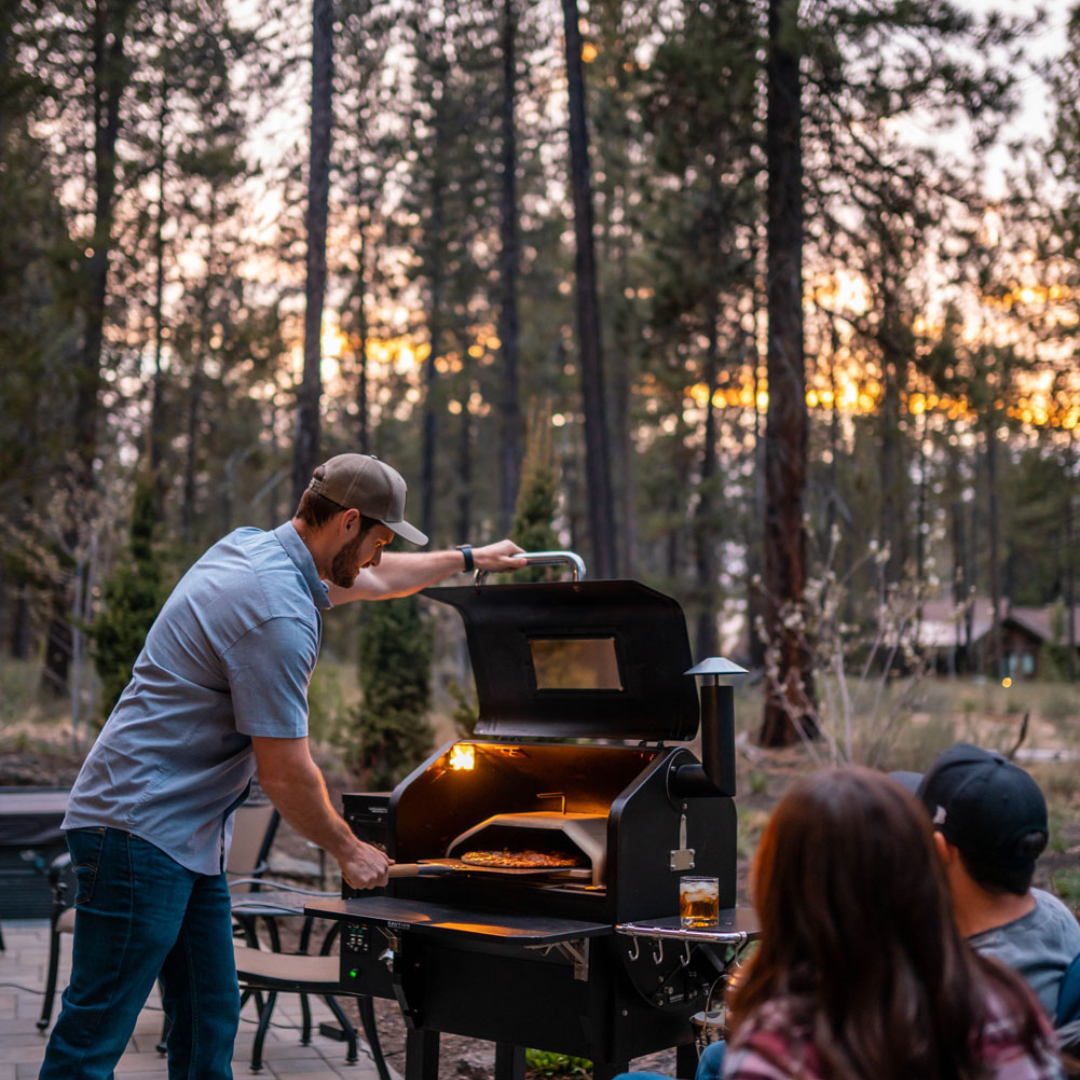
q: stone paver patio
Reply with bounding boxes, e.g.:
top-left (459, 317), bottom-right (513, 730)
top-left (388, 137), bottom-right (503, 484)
top-left (0, 920), bottom-right (397, 1080)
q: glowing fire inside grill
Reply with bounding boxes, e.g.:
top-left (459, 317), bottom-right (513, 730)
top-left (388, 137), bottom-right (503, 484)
top-left (449, 744), bottom-right (475, 771)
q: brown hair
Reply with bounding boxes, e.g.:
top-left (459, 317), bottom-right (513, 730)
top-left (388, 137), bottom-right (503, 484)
top-left (728, 767), bottom-right (1048, 1080)
top-left (294, 487), bottom-right (379, 535)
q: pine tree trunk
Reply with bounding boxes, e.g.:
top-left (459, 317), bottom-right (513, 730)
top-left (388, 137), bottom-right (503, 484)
top-left (947, 438), bottom-right (969, 674)
top-left (293, 0), bottom-right (335, 507)
top-left (41, 0), bottom-right (132, 697)
top-left (498, 0), bottom-right (522, 535)
top-left (987, 419), bottom-right (1004, 679)
top-left (458, 352), bottom-right (472, 544)
top-left (355, 220), bottom-right (370, 454)
top-left (421, 114), bottom-right (446, 546)
top-left (560, 0), bottom-right (616, 579)
top-left (150, 34), bottom-right (169, 516)
top-left (878, 312), bottom-right (906, 587)
top-left (1065, 439), bottom-right (1077, 680)
top-left (759, 0), bottom-right (816, 746)
top-left (694, 170), bottom-right (723, 661)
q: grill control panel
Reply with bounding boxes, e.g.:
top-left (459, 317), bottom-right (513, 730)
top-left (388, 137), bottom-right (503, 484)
top-left (343, 922), bottom-right (371, 954)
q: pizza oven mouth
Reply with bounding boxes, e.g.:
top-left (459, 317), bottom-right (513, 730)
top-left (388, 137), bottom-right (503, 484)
top-left (445, 811), bottom-right (607, 887)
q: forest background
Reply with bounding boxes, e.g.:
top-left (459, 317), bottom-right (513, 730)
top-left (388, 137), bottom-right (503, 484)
top-left (2, 0), bottom-right (1080, 791)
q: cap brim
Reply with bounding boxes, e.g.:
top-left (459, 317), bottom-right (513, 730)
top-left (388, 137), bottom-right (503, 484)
top-left (888, 771), bottom-right (924, 796)
top-left (385, 519), bottom-right (428, 547)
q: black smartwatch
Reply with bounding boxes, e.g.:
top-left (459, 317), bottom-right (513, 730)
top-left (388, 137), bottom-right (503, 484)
top-left (457, 544), bottom-right (474, 573)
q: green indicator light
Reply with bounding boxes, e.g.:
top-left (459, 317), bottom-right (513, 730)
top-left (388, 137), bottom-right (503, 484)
top-left (350, 969), bottom-right (359, 978)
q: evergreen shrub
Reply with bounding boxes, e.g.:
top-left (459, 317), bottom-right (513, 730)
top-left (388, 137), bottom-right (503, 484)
top-left (90, 477), bottom-right (167, 722)
top-left (353, 594), bottom-right (434, 789)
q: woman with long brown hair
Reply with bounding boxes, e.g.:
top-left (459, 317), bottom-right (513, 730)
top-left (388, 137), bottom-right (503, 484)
top-left (722, 766), bottom-right (1061, 1080)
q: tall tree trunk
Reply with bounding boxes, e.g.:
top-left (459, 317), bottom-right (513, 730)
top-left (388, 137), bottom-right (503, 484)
top-left (1066, 438), bottom-right (1077, 680)
top-left (182, 339), bottom-right (204, 544)
top-left (293, 0), bottom-right (334, 506)
top-left (693, 317), bottom-right (720, 660)
top-left (947, 436), bottom-right (967, 674)
top-left (612, 182), bottom-right (637, 574)
top-left (498, 0), bottom-right (522, 535)
top-left (41, 0), bottom-right (132, 697)
top-left (150, 21), bottom-right (170, 516)
top-left (421, 101), bottom-right (447, 546)
top-left (915, 409), bottom-right (929, 645)
top-left (759, 0), bottom-right (816, 746)
top-left (560, 0), bottom-right (616, 579)
top-left (355, 217), bottom-right (370, 454)
top-left (878, 306), bottom-right (907, 587)
top-left (457, 353), bottom-right (473, 544)
top-left (746, 234), bottom-right (767, 672)
top-left (986, 419), bottom-right (1004, 680)
top-left (694, 170), bottom-right (723, 661)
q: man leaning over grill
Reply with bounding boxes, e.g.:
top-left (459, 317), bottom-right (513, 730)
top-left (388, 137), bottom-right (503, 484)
top-left (39, 453), bottom-right (526, 1080)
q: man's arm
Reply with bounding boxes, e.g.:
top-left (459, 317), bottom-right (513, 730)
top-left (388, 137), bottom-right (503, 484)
top-left (251, 735), bottom-right (390, 889)
top-left (327, 538), bottom-right (527, 604)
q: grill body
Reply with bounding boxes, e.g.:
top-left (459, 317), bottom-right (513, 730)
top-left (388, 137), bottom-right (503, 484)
top-left (311, 576), bottom-right (751, 1080)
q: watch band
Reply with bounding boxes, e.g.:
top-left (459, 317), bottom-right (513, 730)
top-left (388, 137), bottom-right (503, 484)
top-left (457, 544), bottom-right (474, 573)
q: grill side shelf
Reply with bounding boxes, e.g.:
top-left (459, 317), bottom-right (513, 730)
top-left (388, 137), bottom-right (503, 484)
top-left (305, 896), bottom-right (611, 945)
top-left (615, 907), bottom-right (760, 946)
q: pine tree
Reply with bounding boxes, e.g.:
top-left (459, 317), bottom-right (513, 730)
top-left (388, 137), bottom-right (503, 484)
top-left (353, 596), bottom-right (434, 789)
top-left (90, 474), bottom-right (167, 721)
top-left (511, 400), bottom-right (560, 582)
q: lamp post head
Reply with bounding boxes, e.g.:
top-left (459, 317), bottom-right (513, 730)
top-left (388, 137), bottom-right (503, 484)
top-left (685, 657), bottom-right (749, 686)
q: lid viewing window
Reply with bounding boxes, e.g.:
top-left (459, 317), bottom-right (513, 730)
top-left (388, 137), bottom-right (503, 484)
top-left (530, 637), bottom-right (623, 691)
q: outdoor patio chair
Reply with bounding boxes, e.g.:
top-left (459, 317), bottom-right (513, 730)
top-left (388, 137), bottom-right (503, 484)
top-left (229, 876), bottom-right (391, 1079)
top-left (36, 798), bottom-right (280, 1033)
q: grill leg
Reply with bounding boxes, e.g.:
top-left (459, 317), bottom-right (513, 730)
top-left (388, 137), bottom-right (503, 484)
top-left (405, 1028), bottom-right (440, 1080)
top-left (676, 1042), bottom-right (700, 1080)
top-left (359, 995), bottom-right (393, 1080)
top-left (593, 1062), bottom-right (629, 1080)
top-left (495, 1044), bottom-right (525, 1080)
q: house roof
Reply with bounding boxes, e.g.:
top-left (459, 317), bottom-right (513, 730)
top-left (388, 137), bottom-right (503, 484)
top-left (915, 597), bottom-right (998, 649)
top-left (1005, 606), bottom-right (1080, 644)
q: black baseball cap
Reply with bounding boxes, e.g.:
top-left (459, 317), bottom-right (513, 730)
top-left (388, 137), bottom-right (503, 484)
top-left (898, 743), bottom-right (1048, 868)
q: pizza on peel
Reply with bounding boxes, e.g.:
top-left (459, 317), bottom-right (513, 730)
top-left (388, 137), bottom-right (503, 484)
top-left (459, 849), bottom-right (582, 869)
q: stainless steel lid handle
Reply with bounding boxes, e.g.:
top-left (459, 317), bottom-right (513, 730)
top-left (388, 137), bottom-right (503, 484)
top-left (474, 550), bottom-right (587, 586)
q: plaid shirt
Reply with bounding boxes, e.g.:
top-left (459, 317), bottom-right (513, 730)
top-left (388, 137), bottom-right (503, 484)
top-left (723, 987), bottom-right (1064, 1080)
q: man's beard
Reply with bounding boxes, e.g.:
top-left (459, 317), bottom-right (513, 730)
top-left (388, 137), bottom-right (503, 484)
top-left (330, 530), bottom-right (367, 588)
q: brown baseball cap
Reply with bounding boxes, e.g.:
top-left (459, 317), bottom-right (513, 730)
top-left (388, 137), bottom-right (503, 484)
top-left (308, 453), bottom-right (428, 546)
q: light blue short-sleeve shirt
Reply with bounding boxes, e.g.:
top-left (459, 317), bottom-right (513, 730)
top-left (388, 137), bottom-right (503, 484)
top-left (63, 523), bottom-right (331, 875)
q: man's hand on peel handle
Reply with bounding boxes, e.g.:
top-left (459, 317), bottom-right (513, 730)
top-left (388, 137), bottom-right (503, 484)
top-left (472, 539), bottom-right (528, 573)
top-left (339, 841), bottom-right (392, 890)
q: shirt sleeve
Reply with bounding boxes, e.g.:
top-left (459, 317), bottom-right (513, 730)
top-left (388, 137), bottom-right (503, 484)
top-left (222, 615), bottom-right (319, 738)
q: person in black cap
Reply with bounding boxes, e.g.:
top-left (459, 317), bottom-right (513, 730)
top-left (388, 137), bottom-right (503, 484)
top-left (42, 452), bottom-right (526, 1080)
top-left (895, 744), bottom-right (1080, 1058)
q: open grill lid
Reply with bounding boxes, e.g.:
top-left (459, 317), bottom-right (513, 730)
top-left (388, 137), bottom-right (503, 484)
top-left (420, 579), bottom-right (699, 742)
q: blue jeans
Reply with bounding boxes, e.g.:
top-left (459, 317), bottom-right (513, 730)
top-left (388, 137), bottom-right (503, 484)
top-left (39, 828), bottom-right (239, 1080)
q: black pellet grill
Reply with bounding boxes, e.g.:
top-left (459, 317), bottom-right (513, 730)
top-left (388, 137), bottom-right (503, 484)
top-left (308, 556), bottom-right (758, 1080)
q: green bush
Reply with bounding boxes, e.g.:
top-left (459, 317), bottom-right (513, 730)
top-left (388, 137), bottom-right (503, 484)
top-left (307, 663), bottom-right (352, 746)
top-left (1051, 868), bottom-right (1080, 917)
top-left (90, 476), bottom-right (167, 722)
top-left (352, 595), bottom-right (434, 789)
top-left (525, 1050), bottom-right (592, 1079)
top-left (511, 400), bottom-right (560, 582)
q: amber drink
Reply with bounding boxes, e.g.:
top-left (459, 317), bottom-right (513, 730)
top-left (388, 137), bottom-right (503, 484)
top-left (680, 876), bottom-right (719, 927)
